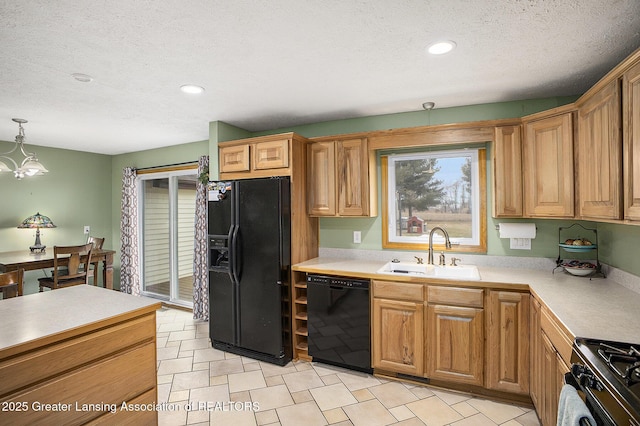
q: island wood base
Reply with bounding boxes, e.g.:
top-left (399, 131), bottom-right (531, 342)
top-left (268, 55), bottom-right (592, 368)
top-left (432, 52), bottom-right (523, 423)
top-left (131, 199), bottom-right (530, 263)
top-left (0, 286), bottom-right (161, 425)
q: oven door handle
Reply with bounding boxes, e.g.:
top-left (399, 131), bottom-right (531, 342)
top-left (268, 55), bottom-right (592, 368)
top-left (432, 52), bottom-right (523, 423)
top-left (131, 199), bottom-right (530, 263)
top-left (564, 371), bottom-right (580, 388)
top-left (567, 366), bottom-right (617, 426)
top-left (579, 383), bottom-right (617, 426)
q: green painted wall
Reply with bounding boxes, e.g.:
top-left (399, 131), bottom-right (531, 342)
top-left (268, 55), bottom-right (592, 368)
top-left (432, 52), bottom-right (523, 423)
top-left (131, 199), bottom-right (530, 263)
top-left (251, 97), bottom-right (579, 138)
top-left (0, 140), bottom-right (112, 294)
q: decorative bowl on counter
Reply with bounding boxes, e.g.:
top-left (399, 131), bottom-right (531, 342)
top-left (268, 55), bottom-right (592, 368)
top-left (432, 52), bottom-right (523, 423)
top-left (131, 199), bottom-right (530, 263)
top-left (559, 243), bottom-right (597, 252)
top-left (562, 260), bottom-right (596, 276)
top-left (560, 238), bottom-right (596, 252)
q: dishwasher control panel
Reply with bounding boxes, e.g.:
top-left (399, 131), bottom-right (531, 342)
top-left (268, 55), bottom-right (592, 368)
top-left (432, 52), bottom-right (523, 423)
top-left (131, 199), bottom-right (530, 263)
top-left (307, 274), bottom-right (369, 289)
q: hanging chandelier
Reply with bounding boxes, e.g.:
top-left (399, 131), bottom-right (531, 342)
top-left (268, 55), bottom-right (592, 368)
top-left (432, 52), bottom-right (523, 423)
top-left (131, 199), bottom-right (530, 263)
top-left (0, 118), bottom-right (48, 180)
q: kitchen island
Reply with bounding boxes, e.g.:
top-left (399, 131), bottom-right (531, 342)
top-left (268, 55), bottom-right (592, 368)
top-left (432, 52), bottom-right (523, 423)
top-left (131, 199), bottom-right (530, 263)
top-left (0, 285), bottom-right (161, 425)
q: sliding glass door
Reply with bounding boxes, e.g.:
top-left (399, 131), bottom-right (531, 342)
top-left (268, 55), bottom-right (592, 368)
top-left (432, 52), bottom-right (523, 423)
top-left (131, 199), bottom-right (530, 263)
top-left (138, 169), bottom-right (197, 306)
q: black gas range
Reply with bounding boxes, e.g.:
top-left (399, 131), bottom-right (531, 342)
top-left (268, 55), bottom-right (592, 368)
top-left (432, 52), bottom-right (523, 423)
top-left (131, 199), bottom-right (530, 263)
top-left (568, 338), bottom-right (640, 425)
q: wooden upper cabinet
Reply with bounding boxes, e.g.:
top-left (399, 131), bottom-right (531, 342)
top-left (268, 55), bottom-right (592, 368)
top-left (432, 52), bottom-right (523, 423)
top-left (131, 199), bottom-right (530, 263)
top-left (624, 60), bottom-right (640, 220)
top-left (219, 144), bottom-right (250, 173)
top-left (307, 137), bottom-right (376, 217)
top-left (493, 125), bottom-right (523, 217)
top-left (486, 291), bottom-right (530, 395)
top-left (522, 112), bottom-right (575, 218)
top-left (254, 139), bottom-right (289, 170)
top-left (337, 138), bottom-right (369, 216)
top-left (218, 134), bottom-right (299, 179)
top-left (307, 141), bottom-right (336, 216)
top-left (577, 80), bottom-right (623, 220)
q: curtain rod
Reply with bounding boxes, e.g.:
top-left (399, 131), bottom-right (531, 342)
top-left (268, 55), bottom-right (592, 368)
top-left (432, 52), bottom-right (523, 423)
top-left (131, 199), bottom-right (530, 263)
top-left (136, 161), bottom-right (198, 174)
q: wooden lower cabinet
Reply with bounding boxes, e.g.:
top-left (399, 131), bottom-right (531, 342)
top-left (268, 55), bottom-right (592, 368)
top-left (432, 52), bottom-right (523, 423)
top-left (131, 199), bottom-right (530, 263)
top-left (372, 298), bottom-right (424, 376)
top-left (529, 298), bottom-right (543, 411)
top-left (541, 332), bottom-right (559, 426)
top-left (426, 304), bottom-right (484, 386)
top-left (486, 291), bottom-right (530, 394)
top-left (368, 282), bottom-right (551, 418)
top-left (530, 296), bottom-right (573, 426)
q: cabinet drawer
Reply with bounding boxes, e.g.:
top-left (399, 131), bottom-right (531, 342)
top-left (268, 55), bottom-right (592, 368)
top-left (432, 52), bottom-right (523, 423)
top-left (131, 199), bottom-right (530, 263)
top-left (427, 286), bottom-right (483, 308)
top-left (0, 313), bottom-right (156, 397)
top-left (220, 144), bottom-right (250, 172)
top-left (3, 342), bottom-right (156, 425)
top-left (254, 139), bottom-right (289, 170)
top-left (88, 388), bottom-right (157, 425)
top-left (372, 280), bottom-right (423, 302)
top-left (541, 307), bottom-right (573, 366)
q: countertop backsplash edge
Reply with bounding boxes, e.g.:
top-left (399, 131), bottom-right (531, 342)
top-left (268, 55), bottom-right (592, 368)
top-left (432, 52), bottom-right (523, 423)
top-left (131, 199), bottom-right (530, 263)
top-left (318, 247), bottom-right (640, 295)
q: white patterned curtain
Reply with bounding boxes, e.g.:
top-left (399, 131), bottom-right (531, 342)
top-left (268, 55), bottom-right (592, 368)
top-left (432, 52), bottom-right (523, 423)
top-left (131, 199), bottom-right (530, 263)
top-left (120, 167), bottom-right (141, 296)
top-left (193, 156), bottom-right (209, 320)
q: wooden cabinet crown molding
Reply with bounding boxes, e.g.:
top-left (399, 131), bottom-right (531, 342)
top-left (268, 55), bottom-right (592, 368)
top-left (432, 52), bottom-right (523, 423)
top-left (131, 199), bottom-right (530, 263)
top-left (576, 45), bottom-right (640, 108)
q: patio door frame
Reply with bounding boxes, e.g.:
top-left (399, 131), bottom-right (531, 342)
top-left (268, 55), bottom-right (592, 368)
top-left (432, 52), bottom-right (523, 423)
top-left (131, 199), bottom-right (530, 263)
top-left (137, 164), bottom-right (197, 307)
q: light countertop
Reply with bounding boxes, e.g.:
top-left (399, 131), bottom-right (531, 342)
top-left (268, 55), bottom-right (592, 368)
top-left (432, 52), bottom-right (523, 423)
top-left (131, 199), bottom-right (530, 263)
top-left (293, 257), bottom-right (640, 344)
top-left (0, 285), bottom-right (161, 355)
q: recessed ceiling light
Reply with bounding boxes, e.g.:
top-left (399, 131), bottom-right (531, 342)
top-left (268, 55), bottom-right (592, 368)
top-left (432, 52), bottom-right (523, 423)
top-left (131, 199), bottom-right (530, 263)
top-left (71, 73), bottom-right (93, 82)
top-left (180, 84), bottom-right (205, 94)
top-left (427, 41), bottom-right (456, 55)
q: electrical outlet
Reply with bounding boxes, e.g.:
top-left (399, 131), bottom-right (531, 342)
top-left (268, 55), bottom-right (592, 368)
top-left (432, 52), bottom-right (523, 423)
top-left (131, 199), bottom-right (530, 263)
top-left (353, 231), bottom-right (361, 244)
top-left (84, 226), bottom-right (90, 235)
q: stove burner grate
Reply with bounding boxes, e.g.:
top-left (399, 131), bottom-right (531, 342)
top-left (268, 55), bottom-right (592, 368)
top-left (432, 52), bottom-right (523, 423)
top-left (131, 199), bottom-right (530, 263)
top-left (598, 343), bottom-right (640, 386)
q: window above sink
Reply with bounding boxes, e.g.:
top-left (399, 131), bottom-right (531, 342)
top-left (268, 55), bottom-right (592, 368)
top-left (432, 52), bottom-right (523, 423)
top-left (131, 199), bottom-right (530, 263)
top-left (381, 146), bottom-right (488, 254)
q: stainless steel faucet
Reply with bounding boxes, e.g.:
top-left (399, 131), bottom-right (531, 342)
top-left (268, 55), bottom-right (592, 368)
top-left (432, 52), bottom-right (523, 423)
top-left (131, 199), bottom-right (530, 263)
top-left (428, 226), bottom-right (452, 265)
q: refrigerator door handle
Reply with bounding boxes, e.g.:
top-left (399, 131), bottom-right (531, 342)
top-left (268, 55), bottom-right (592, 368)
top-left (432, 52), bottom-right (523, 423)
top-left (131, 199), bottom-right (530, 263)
top-left (230, 225), bottom-right (241, 283)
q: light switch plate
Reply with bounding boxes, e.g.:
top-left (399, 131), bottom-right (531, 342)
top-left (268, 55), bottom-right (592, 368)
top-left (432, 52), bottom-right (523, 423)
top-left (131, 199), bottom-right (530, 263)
top-left (353, 231), bottom-right (361, 244)
top-left (84, 226), bottom-right (90, 235)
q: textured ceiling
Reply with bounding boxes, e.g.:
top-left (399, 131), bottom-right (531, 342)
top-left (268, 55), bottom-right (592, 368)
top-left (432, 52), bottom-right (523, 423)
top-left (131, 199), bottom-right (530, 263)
top-left (1, 0), bottom-right (639, 155)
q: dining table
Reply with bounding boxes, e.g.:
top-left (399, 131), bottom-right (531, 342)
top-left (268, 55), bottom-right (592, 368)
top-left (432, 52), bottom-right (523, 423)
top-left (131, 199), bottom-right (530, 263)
top-left (0, 248), bottom-right (116, 290)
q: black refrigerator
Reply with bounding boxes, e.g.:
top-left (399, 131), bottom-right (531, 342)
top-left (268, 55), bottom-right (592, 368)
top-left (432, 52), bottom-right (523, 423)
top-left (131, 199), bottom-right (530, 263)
top-left (207, 176), bottom-right (292, 365)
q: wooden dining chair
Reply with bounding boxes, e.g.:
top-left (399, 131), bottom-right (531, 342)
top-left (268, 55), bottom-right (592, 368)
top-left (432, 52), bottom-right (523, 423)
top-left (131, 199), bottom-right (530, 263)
top-left (38, 243), bottom-right (94, 291)
top-left (87, 236), bottom-right (105, 285)
top-left (50, 236), bottom-right (105, 286)
top-left (88, 236), bottom-right (105, 250)
top-left (0, 269), bottom-right (24, 298)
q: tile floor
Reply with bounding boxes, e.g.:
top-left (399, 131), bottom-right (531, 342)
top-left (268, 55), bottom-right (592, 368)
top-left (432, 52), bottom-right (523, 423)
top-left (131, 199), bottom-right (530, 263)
top-left (156, 308), bottom-right (541, 426)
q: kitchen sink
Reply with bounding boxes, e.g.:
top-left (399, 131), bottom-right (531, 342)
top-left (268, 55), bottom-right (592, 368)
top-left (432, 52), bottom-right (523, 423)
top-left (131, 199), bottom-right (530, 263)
top-left (376, 261), bottom-right (481, 280)
top-left (376, 261), bottom-right (430, 276)
top-left (431, 264), bottom-right (481, 280)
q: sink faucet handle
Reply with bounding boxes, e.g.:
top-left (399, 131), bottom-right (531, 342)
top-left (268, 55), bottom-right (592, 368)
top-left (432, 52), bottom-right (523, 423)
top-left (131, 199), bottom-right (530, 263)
top-left (450, 257), bottom-right (461, 267)
top-left (439, 252), bottom-right (446, 266)
top-left (414, 256), bottom-right (424, 264)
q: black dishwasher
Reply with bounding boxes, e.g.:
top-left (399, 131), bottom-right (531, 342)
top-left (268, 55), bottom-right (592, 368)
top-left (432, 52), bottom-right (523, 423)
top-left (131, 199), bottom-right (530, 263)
top-left (307, 274), bottom-right (371, 373)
